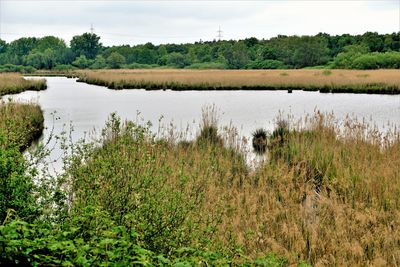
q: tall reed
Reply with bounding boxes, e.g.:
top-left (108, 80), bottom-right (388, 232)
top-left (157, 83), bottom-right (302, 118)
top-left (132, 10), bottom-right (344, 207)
top-left (0, 73), bottom-right (46, 96)
top-left (75, 69), bottom-right (400, 94)
top-left (63, 109), bottom-right (400, 266)
top-left (0, 101), bottom-right (44, 150)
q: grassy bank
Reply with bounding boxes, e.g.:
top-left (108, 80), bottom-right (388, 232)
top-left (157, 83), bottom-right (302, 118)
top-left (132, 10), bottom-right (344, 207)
top-left (0, 101), bottom-right (44, 151)
top-left (75, 69), bottom-right (400, 94)
top-left (0, 73), bottom-right (47, 96)
top-left (0, 101), bottom-right (44, 235)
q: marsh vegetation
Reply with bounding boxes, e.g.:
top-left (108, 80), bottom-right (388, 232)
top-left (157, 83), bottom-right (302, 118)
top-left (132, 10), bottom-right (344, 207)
top-left (1, 101), bottom-right (400, 265)
top-left (0, 73), bottom-right (46, 96)
top-left (75, 69), bottom-right (400, 94)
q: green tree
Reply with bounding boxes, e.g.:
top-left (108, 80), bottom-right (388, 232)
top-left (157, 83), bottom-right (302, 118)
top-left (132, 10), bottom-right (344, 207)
top-left (70, 33), bottom-right (102, 59)
top-left (91, 55), bottom-right (107, 69)
top-left (361, 32), bottom-right (384, 52)
top-left (224, 42), bottom-right (249, 69)
top-left (7, 37), bottom-right (38, 65)
top-left (25, 51), bottom-right (46, 69)
top-left (9, 37), bottom-right (38, 57)
top-left (0, 39), bottom-right (7, 54)
top-left (332, 44), bottom-right (369, 68)
top-left (107, 52), bottom-right (126, 69)
top-left (72, 55), bottom-right (92, 69)
top-left (36, 36), bottom-right (66, 52)
top-left (292, 36), bottom-right (329, 68)
top-left (166, 52), bottom-right (190, 68)
top-left (257, 46), bottom-right (278, 60)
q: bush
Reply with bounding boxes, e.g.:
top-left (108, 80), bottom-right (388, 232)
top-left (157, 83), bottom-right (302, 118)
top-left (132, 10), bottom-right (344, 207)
top-left (0, 139), bottom-right (39, 222)
top-left (246, 59), bottom-right (287, 69)
top-left (0, 64), bottom-right (36, 73)
top-left (123, 63), bottom-right (159, 69)
top-left (332, 49), bottom-right (400, 69)
top-left (166, 52), bottom-right (190, 68)
top-left (186, 62), bottom-right (227, 69)
top-left (0, 208), bottom-right (288, 266)
top-left (53, 64), bottom-right (77, 71)
top-left (106, 52), bottom-right (126, 69)
top-left (65, 115), bottom-right (205, 253)
top-left (72, 55), bottom-right (93, 69)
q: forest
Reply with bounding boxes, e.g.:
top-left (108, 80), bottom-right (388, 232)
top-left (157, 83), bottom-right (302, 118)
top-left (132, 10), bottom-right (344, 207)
top-left (0, 32), bottom-right (400, 72)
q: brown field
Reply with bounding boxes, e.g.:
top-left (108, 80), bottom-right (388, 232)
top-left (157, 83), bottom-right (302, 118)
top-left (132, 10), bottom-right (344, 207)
top-left (0, 73), bottom-right (46, 96)
top-left (76, 69), bottom-right (400, 93)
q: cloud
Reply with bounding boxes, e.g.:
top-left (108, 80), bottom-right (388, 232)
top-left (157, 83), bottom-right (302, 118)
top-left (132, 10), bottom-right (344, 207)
top-left (0, 0), bottom-right (398, 45)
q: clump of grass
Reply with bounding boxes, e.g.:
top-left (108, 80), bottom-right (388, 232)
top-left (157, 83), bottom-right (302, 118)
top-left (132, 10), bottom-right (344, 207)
top-left (270, 118), bottom-right (290, 144)
top-left (279, 72), bottom-right (289, 77)
top-left (196, 125), bottom-right (222, 146)
top-left (0, 73), bottom-right (46, 96)
top-left (196, 105), bottom-right (224, 147)
top-left (252, 128), bottom-right (268, 154)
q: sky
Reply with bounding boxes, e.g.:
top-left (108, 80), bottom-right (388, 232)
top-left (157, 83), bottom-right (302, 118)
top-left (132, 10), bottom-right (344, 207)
top-left (0, 0), bottom-right (399, 46)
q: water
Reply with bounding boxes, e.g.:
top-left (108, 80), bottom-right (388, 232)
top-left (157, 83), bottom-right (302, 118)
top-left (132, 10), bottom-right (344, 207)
top-left (4, 76), bottom-right (400, 171)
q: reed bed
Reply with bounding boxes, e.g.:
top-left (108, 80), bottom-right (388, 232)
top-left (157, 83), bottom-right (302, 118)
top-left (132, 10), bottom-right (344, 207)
top-left (63, 110), bottom-right (400, 266)
top-left (0, 73), bottom-right (47, 96)
top-left (75, 69), bottom-right (400, 94)
top-left (0, 101), bottom-right (44, 150)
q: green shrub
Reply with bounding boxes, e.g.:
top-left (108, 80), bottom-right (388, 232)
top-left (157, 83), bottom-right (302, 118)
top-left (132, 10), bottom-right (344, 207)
top-left (53, 64), bottom-right (77, 71)
top-left (65, 115), bottom-right (205, 253)
top-left (0, 135), bottom-right (39, 222)
top-left (0, 208), bottom-right (288, 266)
top-left (123, 63), bottom-right (159, 69)
top-left (186, 62), bottom-right (227, 69)
top-left (332, 49), bottom-right (400, 69)
top-left (246, 59), bottom-right (287, 69)
top-left (0, 64), bottom-right (36, 73)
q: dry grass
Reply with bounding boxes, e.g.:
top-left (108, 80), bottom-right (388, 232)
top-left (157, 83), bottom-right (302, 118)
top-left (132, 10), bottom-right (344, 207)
top-left (76, 69), bottom-right (400, 93)
top-left (206, 113), bottom-right (400, 266)
top-left (0, 73), bottom-right (47, 96)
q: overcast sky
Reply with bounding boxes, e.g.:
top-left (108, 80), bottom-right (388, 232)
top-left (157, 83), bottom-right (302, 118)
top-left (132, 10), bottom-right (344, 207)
top-left (0, 0), bottom-right (399, 46)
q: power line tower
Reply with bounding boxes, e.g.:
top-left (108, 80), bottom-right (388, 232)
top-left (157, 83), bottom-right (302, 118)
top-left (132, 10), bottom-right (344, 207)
top-left (90, 23), bottom-right (95, 34)
top-left (217, 26), bottom-right (223, 41)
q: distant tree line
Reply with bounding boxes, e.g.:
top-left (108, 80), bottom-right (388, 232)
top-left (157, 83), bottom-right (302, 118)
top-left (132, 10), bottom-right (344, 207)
top-left (0, 31), bottom-right (400, 72)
